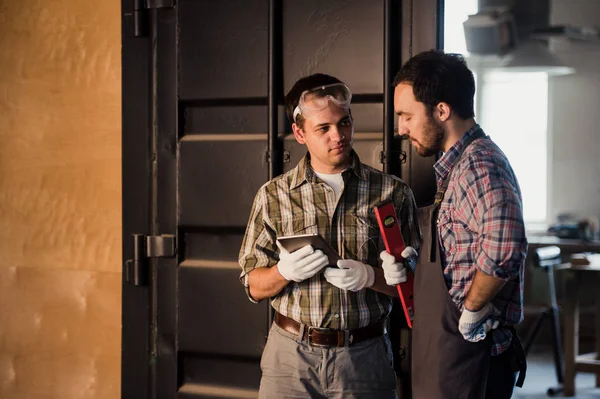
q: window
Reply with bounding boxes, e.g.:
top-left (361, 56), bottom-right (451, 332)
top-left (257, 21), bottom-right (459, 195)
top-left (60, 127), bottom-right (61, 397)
top-left (479, 72), bottom-right (548, 223)
top-left (443, 0), bottom-right (478, 54)
top-left (444, 1), bottom-right (550, 224)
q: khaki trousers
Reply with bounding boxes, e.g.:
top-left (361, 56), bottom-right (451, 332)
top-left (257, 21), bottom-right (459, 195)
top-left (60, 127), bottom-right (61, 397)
top-left (259, 322), bottom-right (397, 399)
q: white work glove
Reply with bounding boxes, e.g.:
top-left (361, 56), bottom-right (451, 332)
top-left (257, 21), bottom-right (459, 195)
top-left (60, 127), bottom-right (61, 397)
top-left (379, 246), bottom-right (417, 285)
top-left (276, 242), bottom-right (329, 282)
top-left (323, 259), bottom-right (375, 292)
top-left (458, 302), bottom-right (501, 342)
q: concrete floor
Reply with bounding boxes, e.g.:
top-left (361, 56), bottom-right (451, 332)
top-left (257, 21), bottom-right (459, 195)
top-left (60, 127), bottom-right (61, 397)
top-left (514, 351), bottom-right (600, 398)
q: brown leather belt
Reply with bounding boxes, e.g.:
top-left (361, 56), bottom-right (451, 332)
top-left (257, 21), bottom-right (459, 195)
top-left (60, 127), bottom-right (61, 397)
top-left (274, 311), bottom-right (386, 347)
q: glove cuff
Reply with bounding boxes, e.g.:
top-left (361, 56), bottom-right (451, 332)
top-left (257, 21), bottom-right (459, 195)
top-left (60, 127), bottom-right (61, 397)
top-left (461, 302), bottom-right (494, 323)
top-left (276, 262), bottom-right (291, 281)
top-left (365, 264), bottom-right (375, 288)
top-left (460, 308), bottom-right (483, 325)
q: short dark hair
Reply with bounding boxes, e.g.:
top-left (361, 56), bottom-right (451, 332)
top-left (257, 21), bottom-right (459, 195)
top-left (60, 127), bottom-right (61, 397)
top-left (284, 73), bottom-right (344, 128)
top-left (393, 50), bottom-right (475, 119)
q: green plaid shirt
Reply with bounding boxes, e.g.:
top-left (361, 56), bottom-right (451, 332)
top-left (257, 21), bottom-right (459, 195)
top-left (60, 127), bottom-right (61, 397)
top-left (239, 151), bottom-right (420, 329)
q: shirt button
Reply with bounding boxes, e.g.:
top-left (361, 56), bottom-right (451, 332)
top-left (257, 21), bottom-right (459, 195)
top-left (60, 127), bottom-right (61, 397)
top-left (334, 314), bottom-right (340, 319)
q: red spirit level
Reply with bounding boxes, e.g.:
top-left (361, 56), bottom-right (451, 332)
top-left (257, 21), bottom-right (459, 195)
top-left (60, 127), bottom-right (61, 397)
top-left (374, 200), bottom-right (415, 328)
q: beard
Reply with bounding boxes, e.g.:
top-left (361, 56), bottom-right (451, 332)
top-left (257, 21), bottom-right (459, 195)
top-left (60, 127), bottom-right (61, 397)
top-left (414, 114), bottom-right (445, 157)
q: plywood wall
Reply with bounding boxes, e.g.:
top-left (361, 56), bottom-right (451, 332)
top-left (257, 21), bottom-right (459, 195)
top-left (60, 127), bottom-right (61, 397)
top-left (0, 1), bottom-right (122, 398)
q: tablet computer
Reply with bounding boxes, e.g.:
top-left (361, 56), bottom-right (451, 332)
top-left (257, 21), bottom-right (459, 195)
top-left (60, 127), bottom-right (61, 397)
top-left (276, 233), bottom-right (340, 266)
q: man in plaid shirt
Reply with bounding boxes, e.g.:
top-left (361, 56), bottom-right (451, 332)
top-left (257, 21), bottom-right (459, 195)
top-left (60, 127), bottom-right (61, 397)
top-left (239, 73), bottom-right (420, 398)
top-left (391, 50), bottom-right (528, 398)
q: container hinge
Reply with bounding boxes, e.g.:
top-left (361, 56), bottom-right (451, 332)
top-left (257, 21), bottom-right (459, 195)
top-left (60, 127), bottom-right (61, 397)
top-left (380, 150), bottom-right (407, 165)
top-left (125, 234), bottom-right (176, 286)
top-left (266, 150), bottom-right (290, 164)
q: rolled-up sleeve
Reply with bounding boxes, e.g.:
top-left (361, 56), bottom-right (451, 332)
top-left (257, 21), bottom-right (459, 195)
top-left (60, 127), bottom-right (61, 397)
top-left (238, 187), bottom-right (278, 302)
top-left (462, 159), bottom-right (527, 280)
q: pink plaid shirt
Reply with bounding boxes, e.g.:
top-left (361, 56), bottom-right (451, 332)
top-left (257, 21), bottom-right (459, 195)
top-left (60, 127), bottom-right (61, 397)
top-left (434, 125), bottom-right (527, 355)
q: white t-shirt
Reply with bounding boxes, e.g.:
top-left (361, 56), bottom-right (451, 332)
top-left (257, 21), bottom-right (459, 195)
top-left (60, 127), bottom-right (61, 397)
top-left (314, 171), bottom-right (344, 200)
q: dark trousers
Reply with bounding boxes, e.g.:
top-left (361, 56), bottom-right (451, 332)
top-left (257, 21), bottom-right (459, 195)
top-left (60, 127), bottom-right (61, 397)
top-left (485, 346), bottom-right (518, 399)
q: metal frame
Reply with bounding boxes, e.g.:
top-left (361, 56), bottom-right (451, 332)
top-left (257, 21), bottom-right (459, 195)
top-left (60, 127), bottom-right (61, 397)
top-left (267, 0), bottom-right (283, 331)
top-left (121, 1), bottom-right (179, 397)
top-left (524, 246), bottom-right (565, 396)
top-left (121, 0), bottom-right (152, 396)
top-left (393, 1), bottom-right (444, 396)
top-left (383, 0), bottom-right (402, 176)
top-left (149, 5), bottom-right (179, 398)
top-left (399, 0), bottom-right (443, 207)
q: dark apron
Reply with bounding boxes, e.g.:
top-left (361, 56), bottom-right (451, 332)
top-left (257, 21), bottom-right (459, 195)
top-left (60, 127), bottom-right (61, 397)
top-left (411, 130), bottom-right (493, 399)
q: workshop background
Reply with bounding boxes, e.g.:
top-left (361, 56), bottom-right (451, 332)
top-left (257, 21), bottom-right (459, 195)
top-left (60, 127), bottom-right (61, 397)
top-left (0, 0), bottom-right (600, 398)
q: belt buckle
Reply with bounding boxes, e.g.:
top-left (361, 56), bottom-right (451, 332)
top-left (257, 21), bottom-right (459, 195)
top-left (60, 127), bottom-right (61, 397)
top-left (307, 326), bottom-right (332, 347)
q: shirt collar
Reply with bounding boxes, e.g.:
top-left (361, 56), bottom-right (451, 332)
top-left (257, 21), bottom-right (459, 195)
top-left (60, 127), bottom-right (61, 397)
top-left (434, 123), bottom-right (482, 184)
top-left (290, 150), bottom-right (366, 190)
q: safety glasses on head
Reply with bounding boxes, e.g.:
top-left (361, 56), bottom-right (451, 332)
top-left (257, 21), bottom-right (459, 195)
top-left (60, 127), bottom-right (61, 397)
top-left (293, 83), bottom-right (352, 122)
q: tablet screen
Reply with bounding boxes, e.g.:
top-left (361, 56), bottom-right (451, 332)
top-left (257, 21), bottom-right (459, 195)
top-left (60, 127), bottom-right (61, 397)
top-left (276, 233), bottom-right (340, 266)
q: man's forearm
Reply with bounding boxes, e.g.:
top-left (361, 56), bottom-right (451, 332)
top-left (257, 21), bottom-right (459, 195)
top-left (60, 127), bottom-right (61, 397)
top-left (463, 269), bottom-right (506, 311)
top-left (369, 267), bottom-right (400, 297)
top-left (247, 265), bottom-right (289, 302)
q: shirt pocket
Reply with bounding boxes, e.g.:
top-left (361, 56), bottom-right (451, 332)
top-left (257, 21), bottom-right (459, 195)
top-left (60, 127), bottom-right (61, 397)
top-left (346, 212), bottom-right (378, 263)
top-left (272, 213), bottom-right (318, 237)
